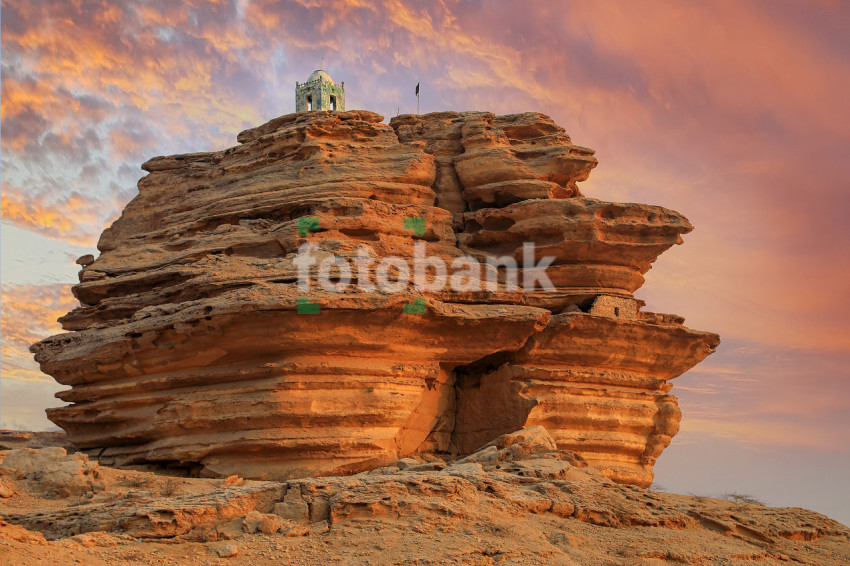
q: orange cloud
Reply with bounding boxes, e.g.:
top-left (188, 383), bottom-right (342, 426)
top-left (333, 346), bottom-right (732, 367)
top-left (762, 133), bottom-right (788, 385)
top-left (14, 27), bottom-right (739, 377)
top-left (0, 284), bottom-right (77, 384)
top-left (0, 182), bottom-right (107, 246)
top-left (2, 0), bottom-right (264, 158)
top-left (0, 284), bottom-right (77, 350)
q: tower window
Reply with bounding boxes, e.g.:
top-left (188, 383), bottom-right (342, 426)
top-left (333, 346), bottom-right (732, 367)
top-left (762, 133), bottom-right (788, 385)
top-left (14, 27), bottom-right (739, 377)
top-left (330, 95), bottom-right (337, 111)
top-left (306, 95), bottom-right (312, 111)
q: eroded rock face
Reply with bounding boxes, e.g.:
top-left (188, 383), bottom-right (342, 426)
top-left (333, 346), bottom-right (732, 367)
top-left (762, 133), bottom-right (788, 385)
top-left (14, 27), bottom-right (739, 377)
top-left (31, 109), bottom-right (719, 486)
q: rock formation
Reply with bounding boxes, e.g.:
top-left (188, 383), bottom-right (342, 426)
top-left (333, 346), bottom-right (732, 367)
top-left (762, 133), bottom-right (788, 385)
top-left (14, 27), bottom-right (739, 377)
top-left (31, 110), bottom-right (719, 486)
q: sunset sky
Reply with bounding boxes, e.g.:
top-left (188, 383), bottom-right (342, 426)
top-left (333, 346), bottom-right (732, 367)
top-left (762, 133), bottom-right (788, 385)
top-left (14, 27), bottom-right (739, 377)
top-left (1, 0), bottom-right (848, 523)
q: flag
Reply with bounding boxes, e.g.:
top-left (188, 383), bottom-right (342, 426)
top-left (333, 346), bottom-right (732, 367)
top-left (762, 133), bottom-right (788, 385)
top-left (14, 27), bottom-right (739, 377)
top-left (415, 82), bottom-right (420, 96)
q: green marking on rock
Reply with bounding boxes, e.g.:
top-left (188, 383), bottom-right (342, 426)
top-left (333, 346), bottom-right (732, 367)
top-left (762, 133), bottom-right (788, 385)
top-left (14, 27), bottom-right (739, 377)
top-left (403, 217), bottom-right (426, 236)
top-left (297, 298), bottom-right (320, 314)
top-left (403, 297), bottom-right (426, 315)
top-left (298, 217), bottom-right (321, 236)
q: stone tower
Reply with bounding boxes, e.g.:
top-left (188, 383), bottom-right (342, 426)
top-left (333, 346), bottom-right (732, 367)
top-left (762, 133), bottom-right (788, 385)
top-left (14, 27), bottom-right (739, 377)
top-left (295, 69), bottom-right (345, 112)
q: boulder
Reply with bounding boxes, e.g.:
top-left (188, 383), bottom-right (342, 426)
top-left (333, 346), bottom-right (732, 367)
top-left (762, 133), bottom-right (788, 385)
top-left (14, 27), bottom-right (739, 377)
top-left (273, 485), bottom-right (310, 524)
top-left (0, 477), bottom-right (15, 498)
top-left (2, 448), bottom-right (98, 496)
top-left (242, 511), bottom-right (289, 534)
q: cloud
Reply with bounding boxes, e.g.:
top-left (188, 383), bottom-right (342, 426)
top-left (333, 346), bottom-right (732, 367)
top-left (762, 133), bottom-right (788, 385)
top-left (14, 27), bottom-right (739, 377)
top-left (1, 182), bottom-right (110, 246)
top-left (0, 283), bottom-right (77, 352)
top-left (0, 283), bottom-right (77, 429)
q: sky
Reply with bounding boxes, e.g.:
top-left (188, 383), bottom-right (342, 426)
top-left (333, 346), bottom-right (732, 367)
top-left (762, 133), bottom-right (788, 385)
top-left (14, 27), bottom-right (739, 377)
top-left (1, 0), bottom-right (848, 524)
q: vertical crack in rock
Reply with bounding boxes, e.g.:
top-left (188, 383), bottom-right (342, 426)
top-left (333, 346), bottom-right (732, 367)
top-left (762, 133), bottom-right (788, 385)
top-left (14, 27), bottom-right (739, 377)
top-left (31, 109), bottom-right (719, 486)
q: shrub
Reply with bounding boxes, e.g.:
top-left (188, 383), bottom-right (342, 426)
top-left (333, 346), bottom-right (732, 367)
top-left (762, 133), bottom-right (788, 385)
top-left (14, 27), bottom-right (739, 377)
top-left (721, 492), bottom-right (764, 505)
top-left (161, 477), bottom-right (181, 497)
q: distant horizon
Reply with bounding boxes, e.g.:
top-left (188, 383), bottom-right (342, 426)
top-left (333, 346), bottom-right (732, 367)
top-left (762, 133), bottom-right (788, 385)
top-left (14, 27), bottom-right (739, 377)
top-left (2, 0), bottom-right (848, 526)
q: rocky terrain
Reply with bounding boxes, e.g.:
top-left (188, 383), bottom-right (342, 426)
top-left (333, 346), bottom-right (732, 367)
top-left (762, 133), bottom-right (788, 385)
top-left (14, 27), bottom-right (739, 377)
top-left (1, 428), bottom-right (847, 565)
top-left (30, 109), bottom-right (718, 488)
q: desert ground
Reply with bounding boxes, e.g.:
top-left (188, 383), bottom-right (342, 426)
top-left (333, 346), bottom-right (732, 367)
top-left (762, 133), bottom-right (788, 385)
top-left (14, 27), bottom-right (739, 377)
top-left (2, 429), bottom-right (848, 566)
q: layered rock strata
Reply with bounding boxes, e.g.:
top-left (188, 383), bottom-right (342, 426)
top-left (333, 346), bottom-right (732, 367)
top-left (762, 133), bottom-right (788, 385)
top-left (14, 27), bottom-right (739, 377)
top-left (32, 110), bottom-right (719, 485)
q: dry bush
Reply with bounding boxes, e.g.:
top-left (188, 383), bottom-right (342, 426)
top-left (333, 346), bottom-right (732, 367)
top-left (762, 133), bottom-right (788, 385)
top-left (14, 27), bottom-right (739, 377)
top-left (126, 475), bottom-right (152, 488)
top-left (160, 477), bottom-right (182, 497)
top-left (722, 492), bottom-right (765, 505)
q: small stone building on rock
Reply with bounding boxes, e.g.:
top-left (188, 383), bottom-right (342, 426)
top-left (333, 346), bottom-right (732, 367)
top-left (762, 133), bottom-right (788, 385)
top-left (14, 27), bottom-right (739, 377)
top-left (296, 69), bottom-right (345, 112)
top-left (589, 295), bottom-right (639, 320)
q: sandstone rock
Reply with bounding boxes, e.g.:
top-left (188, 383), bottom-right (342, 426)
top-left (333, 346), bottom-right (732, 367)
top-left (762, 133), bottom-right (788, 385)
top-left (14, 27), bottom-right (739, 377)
top-left (60, 532), bottom-right (133, 548)
top-left (551, 500), bottom-right (576, 518)
top-left (367, 465), bottom-right (400, 474)
top-left (458, 198), bottom-right (695, 310)
top-left (403, 462), bottom-right (446, 472)
top-left (309, 520), bottom-right (329, 535)
top-left (3, 447), bottom-right (68, 474)
top-left (480, 425), bottom-right (558, 453)
top-left (273, 485), bottom-right (310, 524)
top-left (0, 477), bottom-right (15, 497)
top-left (257, 513), bottom-right (288, 535)
top-left (0, 519), bottom-right (47, 545)
top-left (216, 543), bottom-right (238, 557)
top-left (30, 109), bottom-right (718, 487)
top-left (2, 478), bottom-right (283, 540)
top-left (500, 487), bottom-right (552, 514)
top-left (243, 510), bottom-right (288, 534)
top-left (444, 461), bottom-right (485, 475)
top-left (241, 510), bottom-right (264, 533)
top-left (284, 523), bottom-right (310, 537)
top-left (308, 495), bottom-right (331, 523)
top-left (3, 447), bottom-right (98, 496)
top-left (453, 427), bottom-right (608, 487)
top-left (395, 457), bottom-right (420, 470)
top-left (221, 475), bottom-right (243, 486)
